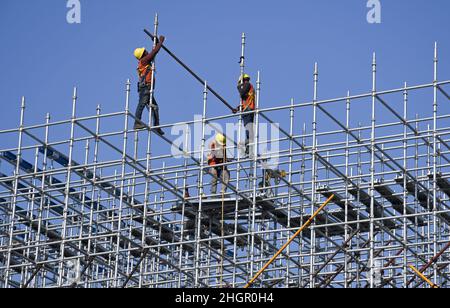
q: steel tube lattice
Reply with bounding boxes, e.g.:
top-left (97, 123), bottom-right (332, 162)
top-left (0, 36), bottom-right (450, 288)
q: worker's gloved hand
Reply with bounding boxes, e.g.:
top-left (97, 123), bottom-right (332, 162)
top-left (159, 36), bottom-right (165, 44)
top-left (232, 108), bottom-right (238, 114)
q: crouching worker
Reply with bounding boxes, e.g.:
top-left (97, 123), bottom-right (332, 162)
top-left (207, 134), bottom-right (230, 197)
top-left (133, 35), bottom-right (165, 135)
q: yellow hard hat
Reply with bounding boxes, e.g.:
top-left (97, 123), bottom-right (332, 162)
top-left (134, 47), bottom-right (146, 60)
top-left (238, 74), bottom-right (251, 84)
top-left (216, 133), bottom-right (227, 145)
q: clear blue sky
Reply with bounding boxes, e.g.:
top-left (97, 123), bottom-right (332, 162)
top-left (0, 0), bottom-right (449, 155)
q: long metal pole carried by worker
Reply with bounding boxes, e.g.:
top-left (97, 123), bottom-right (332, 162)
top-left (244, 194), bottom-right (335, 289)
top-left (408, 265), bottom-right (440, 288)
top-left (143, 29), bottom-right (234, 111)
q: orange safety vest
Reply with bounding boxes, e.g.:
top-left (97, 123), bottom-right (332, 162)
top-left (241, 84), bottom-right (255, 111)
top-left (208, 142), bottom-right (226, 166)
top-left (137, 61), bottom-right (154, 86)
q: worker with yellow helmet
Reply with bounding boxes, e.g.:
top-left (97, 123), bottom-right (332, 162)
top-left (133, 35), bottom-right (166, 135)
top-left (233, 74), bottom-right (255, 157)
top-left (207, 133), bottom-right (230, 197)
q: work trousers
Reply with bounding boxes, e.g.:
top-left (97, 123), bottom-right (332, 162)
top-left (210, 167), bottom-right (230, 195)
top-left (242, 112), bottom-right (255, 155)
top-left (135, 86), bottom-right (161, 127)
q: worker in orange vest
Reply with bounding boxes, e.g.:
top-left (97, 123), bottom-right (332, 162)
top-left (133, 35), bottom-right (165, 135)
top-left (233, 74), bottom-right (255, 157)
top-left (207, 134), bottom-right (230, 197)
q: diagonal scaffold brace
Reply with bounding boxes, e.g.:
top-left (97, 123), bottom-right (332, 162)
top-left (407, 241), bottom-right (450, 287)
top-left (244, 194), bottom-right (335, 289)
top-left (408, 265), bottom-right (440, 289)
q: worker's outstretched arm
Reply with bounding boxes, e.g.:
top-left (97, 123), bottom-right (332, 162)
top-left (141, 35), bottom-right (166, 65)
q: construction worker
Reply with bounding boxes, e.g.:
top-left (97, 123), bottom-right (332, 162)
top-left (133, 35), bottom-right (165, 135)
top-left (207, 133), bottom-right (230, 197)
top-left (259, 166), bottom-right (287, 197)
top-left (233, 74), bottom-right (255, 157)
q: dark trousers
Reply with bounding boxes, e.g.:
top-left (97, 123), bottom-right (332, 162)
top-left (242, 113), bottom-right (255, 154)
top-left (135, 86), bottom-right (160, 127)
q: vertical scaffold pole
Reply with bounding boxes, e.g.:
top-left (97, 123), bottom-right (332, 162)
top-left (310, 62), bottom-right (319, 288)
top-left (432, 42), bottom-right (439, 285)
top-left (231, 32), bottom-right (247, 287)
top-left (402, 82), bottom-right (409, 287)
top-left (137, 14), bottom-right (159, 287)
top-left (239, 32), bottom-right (246, 160)
top-left (178, 126), bottom-right (190, 287)
top-left (113, 80), bottom-right (131, 286)
top-left (147, 13), bottom-right (158, 133)
top-left (402, 82), bottom-right (408, 286)
top-left (356, 121), bottom-right (362, 287)
top-left (344, 90), bottom-right (351, 287)
top-left (369, 53), bottom-right (377, 288)
top-left (33, 112), bottom-right (51, 288)
top-left (26, 147), bottom-right (39, 288)
top-left (58, 87), bottom-right (78, 287)
top-left (194, 81), bottom-right (208, 288)
top-left (299, 122), bottom-right (307, 286)
top-left (426, 123), bottom-right (431, 267)
top-left (248, 71), bottom-right (261, 285)
top-left (85, 104), bottom-right (101, 288)
top-left (240, 33), bottom-right (246, 77)
top-left (286, 97), bottom-right (295, 286)
top-left (4, 96), bottom-right (26, 288)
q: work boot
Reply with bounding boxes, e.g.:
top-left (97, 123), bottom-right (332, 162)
top-left (134, 122), bottom-right (146, 130)
top-left (154, 128), bottom-right (165, 136)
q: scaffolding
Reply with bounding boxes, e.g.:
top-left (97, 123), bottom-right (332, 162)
top-left (1, 21), bottom-right (450, 288)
